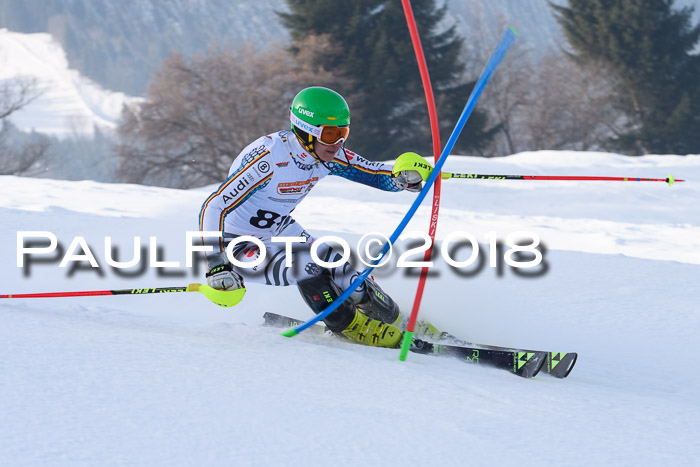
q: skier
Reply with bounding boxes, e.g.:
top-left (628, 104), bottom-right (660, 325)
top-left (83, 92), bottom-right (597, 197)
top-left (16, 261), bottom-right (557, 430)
top-left (199, 86), bottom-right (426, 348)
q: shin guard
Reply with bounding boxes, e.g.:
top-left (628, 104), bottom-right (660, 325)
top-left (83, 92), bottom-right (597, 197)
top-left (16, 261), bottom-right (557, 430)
top-left (297, 273), bottom-right (355, 332)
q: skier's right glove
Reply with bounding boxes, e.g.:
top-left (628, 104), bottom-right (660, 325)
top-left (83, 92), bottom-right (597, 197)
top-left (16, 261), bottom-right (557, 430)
top-left (393, 170), bottom-right (423, 192)
top-left (392, 152), bottom-right (432, 192)
top-left (205, 253), bottom-right (244, 291)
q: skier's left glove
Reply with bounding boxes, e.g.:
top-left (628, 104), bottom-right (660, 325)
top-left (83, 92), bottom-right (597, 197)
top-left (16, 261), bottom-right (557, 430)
top-left (394, 170), bottom-right (423, 192)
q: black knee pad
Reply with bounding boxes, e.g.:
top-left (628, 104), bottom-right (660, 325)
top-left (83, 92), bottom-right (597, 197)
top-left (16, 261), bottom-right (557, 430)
top-left (297, 273), bottom-right (356, 332)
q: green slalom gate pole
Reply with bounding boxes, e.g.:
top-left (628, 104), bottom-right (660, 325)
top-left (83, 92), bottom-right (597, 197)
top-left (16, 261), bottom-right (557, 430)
top-left (0, 283), bottom-right (246, 307)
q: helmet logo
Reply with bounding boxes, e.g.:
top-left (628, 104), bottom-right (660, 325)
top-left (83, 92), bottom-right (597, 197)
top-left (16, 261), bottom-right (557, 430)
top-left (297, 107), bottom-right (314, 118)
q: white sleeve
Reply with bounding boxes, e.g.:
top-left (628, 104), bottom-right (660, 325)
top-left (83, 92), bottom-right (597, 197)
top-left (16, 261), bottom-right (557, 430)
top-left (198, 145), bottom-right (274, 251)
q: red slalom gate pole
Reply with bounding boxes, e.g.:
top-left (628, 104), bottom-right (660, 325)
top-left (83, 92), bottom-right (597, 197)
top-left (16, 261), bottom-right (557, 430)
top-left (400, 0), bottom-right (443, 361)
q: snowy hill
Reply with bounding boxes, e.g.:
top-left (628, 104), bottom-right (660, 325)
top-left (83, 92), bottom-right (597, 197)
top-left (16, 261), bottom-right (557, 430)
top-left (0, 0), bottom-right (291, 94)
top-left (1, 151), bottom-right (699, 465)
top-left (0, 28), bottom-right (136, 137)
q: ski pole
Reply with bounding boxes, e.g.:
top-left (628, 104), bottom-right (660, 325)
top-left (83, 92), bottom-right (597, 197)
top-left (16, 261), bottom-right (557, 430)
top-left (440, 172), bottom-right (684, 186)
top-left (0, 283), bottom-right (245, 307)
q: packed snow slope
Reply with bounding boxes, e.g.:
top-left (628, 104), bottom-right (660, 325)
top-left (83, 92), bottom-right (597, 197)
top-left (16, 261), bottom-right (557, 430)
top-left (1, 151), bottom-right (699, 466)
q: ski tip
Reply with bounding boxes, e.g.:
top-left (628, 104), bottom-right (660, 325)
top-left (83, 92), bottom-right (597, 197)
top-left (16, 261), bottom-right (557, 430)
top-left (281, 328), bottom-right (298, 338)
top-left (508, 25), bottom-right (519, 37)
top-left (533, 356), bottom-right (546, 377)
top-left (559, 352), bottom-right (578, 379)
top-left (513, 351), bottom-right (547, 378)
top-left (561, 353), bottom-right (578, 378)
top-left (544, 352), bottom-right (578, 378)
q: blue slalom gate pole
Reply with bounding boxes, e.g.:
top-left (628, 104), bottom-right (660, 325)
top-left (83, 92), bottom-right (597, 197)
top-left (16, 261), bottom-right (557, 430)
top-left (282, 26), bottom-right (518, 338)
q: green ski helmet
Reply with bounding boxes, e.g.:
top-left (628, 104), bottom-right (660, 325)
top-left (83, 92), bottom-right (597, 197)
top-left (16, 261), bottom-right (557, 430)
top-left (290, 87), bottom-right (350, 149)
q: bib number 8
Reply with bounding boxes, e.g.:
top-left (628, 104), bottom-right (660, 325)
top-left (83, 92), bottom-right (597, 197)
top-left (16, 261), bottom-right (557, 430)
top-left (250, 209), bottom-right (281, 229)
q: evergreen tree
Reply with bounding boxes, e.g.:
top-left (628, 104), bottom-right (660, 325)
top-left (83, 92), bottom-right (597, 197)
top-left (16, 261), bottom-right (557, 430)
top-left (279, 0), bottom-right (495, 159)
top-left (552, 0), bottom-right (700, 154)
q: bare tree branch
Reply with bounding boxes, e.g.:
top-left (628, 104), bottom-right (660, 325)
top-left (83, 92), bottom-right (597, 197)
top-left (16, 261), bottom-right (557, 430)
top-left (0, 76), bottom-right (51, 176)
top-left (0, 132), bottom-right (51, 176)
top-left (0, 76), bottom-right (44, 120)
top-left (117, 39), bottom-right (355, 187)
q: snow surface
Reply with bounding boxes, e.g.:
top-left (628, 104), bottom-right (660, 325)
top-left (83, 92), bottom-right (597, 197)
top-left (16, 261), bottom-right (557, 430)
top-left (1, 151), bottom-right (699, 466)
top-left (0, 29), bottom-right (137, 137)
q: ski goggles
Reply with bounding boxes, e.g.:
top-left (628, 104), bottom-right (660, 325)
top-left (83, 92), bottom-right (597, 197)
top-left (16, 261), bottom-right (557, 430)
top-left (290, 111), bottom-right (350, 145)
